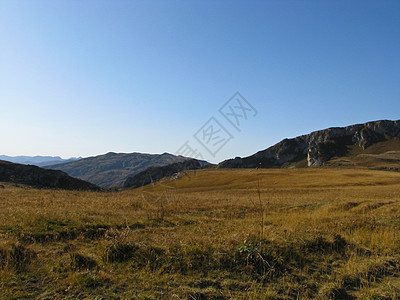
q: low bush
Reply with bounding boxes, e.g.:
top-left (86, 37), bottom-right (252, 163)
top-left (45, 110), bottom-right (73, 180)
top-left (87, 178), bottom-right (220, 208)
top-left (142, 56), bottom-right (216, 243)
top-left (132, 245), bottom-right (166, 271)
top-left (236, 239), bottom-right (286, 280)
top-left (70, 253), bottom-right (98, 271)
top-left (0, 243), bottom-right (36, 271)
top-left (103, 242), bottom-right (139, 263)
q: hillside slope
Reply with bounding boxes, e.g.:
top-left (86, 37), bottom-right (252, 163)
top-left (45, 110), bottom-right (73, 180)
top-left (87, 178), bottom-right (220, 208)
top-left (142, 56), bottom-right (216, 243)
top-left (123, 159), bottom-right (203, 188)
top-left (0, 160), bottom-right (100, 191)
top-left (46, 152), bottom-right (207, 188)
top-left (219, 119), bottom-right (400, 170)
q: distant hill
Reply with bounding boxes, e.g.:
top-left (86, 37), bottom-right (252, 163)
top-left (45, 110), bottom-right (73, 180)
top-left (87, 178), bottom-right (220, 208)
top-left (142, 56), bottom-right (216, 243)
top-left (0, 155), bottom-right (81, 167)
top-left (124, 159), bottom-right (203, 188)
top-left (45, 152), bottom-right (209, 188)
top-left (0, 160), bottom-right (100, 191)
top-left (219, 119), bottom-right (400, 171)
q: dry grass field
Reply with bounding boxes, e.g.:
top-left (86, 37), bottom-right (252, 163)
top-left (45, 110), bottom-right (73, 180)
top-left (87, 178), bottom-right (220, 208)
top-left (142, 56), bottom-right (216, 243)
top-left (1, 168), bottom-right (400, 299)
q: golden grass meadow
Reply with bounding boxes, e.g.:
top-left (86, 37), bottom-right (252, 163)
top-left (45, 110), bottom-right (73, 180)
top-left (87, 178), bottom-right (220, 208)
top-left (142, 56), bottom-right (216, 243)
top-left (1, 168), bottom-right (400, 299)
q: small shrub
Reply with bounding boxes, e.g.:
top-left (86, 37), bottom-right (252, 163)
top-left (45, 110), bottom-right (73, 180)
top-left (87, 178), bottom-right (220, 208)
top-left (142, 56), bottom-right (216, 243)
top-left (132, 246), bottom-right (166, 271)
top-left (83, 226), bottom-right (108, 240)
top-left (70, 253), bottom-right (98, 271)
top-left (0, 243), bottom-right (36, 271)
top-left (236, 239), bottom-right (285, 280)
top-left (303, 235), bottom-right (332, 254)
top-left (103, 226), bottom-right (139, 263)
top-left (73, 273), bottom-right (108, 289)
top-left (304, 234), bottom-right (347, 254)
top-left (80, 275), bottom-right (103, 288)
top-left (342, 202), bottom-right (361, 210)
top-left (162, 245), bottom-right (186, 274)
top-left (184, 246), bottom-right (215, 272)
top-left (103, 243), bottom-right (139, 263)
top-left (332, 234), bottom-right (347, 253)
top-left (0, 247), bottom-right (8, 268)
top-left (8, 243), bottom-right (36, 271)
top-left (105, 227), bottom-right (131, 244)
top-left (319, 282), bottom-right (356, 299)
top-left (190, 279), bottom-right (222, 289)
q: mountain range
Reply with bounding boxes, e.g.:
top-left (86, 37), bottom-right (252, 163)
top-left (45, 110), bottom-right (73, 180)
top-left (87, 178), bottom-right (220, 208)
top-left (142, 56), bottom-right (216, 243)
top-left (1, 119), bottom-right (399, 190)
top-left (45, 152), bottom-right (209, 188)
top-left (0, 155), bottom-right (81, 167)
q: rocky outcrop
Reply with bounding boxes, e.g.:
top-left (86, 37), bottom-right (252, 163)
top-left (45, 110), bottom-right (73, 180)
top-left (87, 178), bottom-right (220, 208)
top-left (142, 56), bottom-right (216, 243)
top-left (219, 120), bottom-right (400, 168)
top-left (0, 160), bottom-right (101, 191)
top-left (123, 159), bottom-right (202, 188)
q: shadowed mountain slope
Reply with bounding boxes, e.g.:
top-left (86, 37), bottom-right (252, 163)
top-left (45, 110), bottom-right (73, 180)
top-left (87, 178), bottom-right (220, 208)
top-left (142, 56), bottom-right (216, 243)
top-left (0, 160), bottom-right (101, 191)
top-left (123, 159), bottom-right (203, 188)
top-left (46, 152), bottom-right (208, 188)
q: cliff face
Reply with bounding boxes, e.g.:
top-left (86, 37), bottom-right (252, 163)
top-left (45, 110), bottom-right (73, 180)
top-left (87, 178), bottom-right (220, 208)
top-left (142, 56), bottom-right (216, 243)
top-left (219, 120), bottom-right (400, 169)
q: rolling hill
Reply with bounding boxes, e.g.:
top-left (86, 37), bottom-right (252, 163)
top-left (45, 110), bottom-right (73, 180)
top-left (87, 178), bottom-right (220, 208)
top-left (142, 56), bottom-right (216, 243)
top-left (45, 152), bottom-right (208, 188)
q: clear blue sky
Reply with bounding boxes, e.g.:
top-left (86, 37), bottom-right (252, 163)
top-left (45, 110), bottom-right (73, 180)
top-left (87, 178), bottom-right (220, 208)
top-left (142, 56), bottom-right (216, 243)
top-left (1, 0), bottom-right (399, 163)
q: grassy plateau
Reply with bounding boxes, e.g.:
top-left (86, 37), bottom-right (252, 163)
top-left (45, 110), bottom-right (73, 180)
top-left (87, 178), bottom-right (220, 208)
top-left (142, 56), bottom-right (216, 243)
top-left (1, 168), bottom-right (400, 299)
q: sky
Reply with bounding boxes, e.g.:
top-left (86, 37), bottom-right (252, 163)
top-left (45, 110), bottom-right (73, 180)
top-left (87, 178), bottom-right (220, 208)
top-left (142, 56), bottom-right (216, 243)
top-left (1, 0), bottom-right (399, 163)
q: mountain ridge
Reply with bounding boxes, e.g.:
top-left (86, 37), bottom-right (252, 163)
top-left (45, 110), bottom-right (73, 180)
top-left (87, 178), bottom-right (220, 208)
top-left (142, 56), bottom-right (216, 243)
top-left (0, 155), bottom-right (81, 167)
top-left (45, 152), bottom-right (209, 188)
top-left (219, 119), bottom-right (400, 169)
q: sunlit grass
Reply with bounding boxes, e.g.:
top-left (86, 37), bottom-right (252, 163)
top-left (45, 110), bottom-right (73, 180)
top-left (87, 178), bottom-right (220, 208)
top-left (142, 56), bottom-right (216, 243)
top-left (1, 168), bottom-right (400, 298)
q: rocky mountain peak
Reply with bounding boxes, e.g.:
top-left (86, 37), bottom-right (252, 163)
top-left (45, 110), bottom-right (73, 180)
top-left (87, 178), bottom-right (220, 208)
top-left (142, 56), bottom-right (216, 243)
top-left (219, 119), bottom-right (400, 169)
